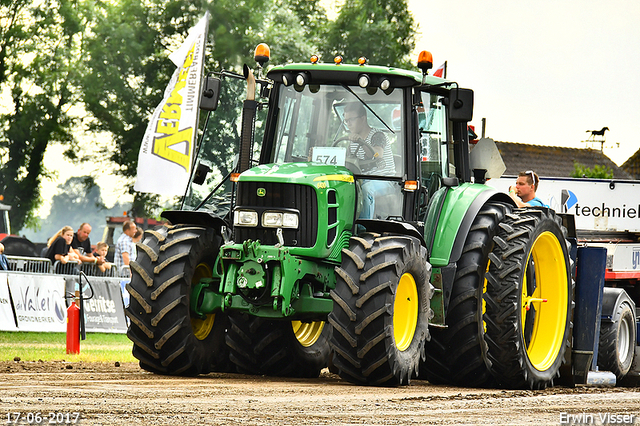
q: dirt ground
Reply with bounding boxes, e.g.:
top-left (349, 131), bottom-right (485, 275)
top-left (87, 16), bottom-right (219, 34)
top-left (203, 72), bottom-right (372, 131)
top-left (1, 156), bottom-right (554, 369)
top-left (0, 361), bottom-right (639, 426)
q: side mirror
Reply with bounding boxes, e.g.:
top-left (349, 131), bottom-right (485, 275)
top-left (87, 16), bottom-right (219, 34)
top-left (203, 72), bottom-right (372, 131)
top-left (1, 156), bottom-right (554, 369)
top-left (192, 162), bottom-right (211, 185)
top-left (199, 76), bottom-right (221, 111)
top-left (448, 88), bottom-right (473, 122)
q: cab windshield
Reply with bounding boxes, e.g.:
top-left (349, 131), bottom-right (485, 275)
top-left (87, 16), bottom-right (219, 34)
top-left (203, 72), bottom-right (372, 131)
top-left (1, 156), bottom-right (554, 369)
top-left (270, 84), bottom-right (404, 178)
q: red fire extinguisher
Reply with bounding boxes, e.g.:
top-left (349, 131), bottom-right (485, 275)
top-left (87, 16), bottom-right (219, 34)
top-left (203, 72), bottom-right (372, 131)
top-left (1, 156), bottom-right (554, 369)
top-left (66, 290), bottom-right (80, 354)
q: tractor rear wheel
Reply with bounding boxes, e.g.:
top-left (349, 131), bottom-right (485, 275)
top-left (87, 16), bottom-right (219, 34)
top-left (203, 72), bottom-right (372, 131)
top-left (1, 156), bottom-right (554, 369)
top-left (126, 225), bottom-right (230, 375)
top-left (225, 314), bottom-right (331, 377)
top-left (329, 233), bottom-right (432, 386)
top-left (598, 300), bottom-right (636, 380)
top-left (484, 208), bottom-right (573, 389)
top-left (421, 202), bottom-right (510, 386)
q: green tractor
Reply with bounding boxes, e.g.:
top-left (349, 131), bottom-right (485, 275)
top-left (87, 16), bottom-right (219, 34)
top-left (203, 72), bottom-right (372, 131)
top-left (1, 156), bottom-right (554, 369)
top-left (126, 47), bottom-right (573, 388)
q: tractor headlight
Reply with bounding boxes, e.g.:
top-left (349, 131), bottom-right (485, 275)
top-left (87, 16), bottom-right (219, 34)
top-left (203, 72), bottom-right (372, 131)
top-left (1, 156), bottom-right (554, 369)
top-left (234, 210), bottom-right (258, 227)
top-left (262, 211), bottom-right (299, 229)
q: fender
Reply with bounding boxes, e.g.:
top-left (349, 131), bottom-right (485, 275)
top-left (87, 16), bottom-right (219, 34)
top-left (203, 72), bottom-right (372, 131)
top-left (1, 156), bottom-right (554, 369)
top-left (429, 183), bottom-right (513, 266)
top-left (601, 287), bottom-right (636, 324)
top-left (357, 219), bottom-right (424, 246)
top-left (161, 210), bottom-right (228, 231)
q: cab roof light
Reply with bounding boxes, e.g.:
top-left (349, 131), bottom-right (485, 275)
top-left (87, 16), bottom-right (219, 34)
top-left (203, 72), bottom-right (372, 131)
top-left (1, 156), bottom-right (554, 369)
top-left (295, 72), bottom-right (309, 86)
top-left (358, 74), bottom-right (370, 88)
top-left (254, 43), bottom-right (270, 68)
top-left (358, 56), bottom-right (367, 66)
top-left (231, 172), bottom-right (241, 182)
top-left (334, 55), bottom-right (343, 65)
top-left (380, 79), bottom-right (390, 91)
top-left (310, 55), bottom-right (319, 64)
top-left (417, 50), bottom-right (433, 74)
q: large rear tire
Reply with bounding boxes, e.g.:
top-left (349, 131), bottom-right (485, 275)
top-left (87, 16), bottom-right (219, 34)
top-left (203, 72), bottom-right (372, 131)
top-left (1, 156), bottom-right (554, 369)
top-left (225, 314), bottom-right (331, 378)
top-left (329, 233), bottom-right (432, 386)
top-left (484, 208), bottom-right (573, 389)
top-left (421, 202), bottom-right (510, 386)
top-left (598, 300), bottom-right (636, 380)
top-left (126, 225), bottom-right (230, 375)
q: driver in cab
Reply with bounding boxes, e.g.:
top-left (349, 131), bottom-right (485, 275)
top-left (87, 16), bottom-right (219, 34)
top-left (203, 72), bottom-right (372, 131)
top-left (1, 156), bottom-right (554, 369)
top-left (343, 103), bottom-right (397, 219)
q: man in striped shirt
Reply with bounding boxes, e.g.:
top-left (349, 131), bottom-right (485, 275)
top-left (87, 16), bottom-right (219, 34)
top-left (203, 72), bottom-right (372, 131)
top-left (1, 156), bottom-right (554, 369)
top-left (344, 103), bottom-right (398, 219)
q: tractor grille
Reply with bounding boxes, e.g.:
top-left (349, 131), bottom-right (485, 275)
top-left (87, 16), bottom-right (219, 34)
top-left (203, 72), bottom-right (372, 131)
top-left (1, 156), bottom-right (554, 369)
top-left (234, 182), bottom-right (318, 248)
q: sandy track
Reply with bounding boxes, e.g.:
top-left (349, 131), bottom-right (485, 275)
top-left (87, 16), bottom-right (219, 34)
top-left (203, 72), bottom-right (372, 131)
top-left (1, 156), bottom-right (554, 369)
top-left (1, 361), bottom-right (639, 425)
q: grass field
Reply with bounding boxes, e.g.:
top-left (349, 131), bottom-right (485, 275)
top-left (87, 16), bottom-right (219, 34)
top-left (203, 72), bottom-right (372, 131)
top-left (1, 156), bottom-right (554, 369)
top-left (0, 331), bottom-right (135, 363)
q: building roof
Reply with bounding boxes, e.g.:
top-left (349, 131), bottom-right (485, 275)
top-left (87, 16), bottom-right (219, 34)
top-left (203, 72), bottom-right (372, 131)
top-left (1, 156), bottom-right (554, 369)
top-left (494, 141), bottom-right (633, 179)
top-left (621, 148), bottom-right (640, 179)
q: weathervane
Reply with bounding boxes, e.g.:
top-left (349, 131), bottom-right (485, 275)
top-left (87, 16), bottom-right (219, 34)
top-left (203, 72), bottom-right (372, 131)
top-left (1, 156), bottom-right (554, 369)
top-left (582, 127), bottom-right (618, 151)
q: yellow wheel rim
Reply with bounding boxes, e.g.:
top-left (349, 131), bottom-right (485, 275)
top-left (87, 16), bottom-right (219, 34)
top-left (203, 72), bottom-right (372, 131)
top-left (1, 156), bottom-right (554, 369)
top-left (521, 231), bottom-right (568, 371)
top-left (191, 262), bottom-right (215, 341)
top-left (394, 272), bottom-right (419, 352)
top-left (292, 321), bottom-right (324, 347)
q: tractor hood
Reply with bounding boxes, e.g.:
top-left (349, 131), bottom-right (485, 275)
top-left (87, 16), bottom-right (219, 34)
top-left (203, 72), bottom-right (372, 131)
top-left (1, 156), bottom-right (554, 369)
top-left (237, 162), bottom-right (355, 186)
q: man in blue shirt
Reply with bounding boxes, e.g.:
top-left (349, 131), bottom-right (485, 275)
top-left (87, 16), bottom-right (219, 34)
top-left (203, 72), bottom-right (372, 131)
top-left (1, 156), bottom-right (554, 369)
top-left (0, 243), bottom-right (8, 270)
top-left (508, 170), bottom-right (549, 207)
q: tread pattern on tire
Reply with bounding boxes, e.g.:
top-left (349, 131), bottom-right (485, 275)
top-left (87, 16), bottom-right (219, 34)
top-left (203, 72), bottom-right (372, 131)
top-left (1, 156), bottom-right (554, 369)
top-left (598, 301), bottom-right (636, 380)
top-left (126, 225), bottom-right (230, 376)
top-left (421, 202), bottom-right (510, 387)
top-left (329, 233), bottom-right (432, 386)
top-left (225, 314), bottom-right (332, 378)
top-left (483, 208), bottom-right (574, 390)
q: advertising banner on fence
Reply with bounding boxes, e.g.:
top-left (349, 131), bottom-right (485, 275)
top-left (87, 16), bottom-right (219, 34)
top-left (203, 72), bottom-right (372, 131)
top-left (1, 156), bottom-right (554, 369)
top-left (0, 274), bottom-right (18, 331)
top-left (76, 278), bottom-right (128, 333)
top-left (7, 274), bottom-right (67, 332)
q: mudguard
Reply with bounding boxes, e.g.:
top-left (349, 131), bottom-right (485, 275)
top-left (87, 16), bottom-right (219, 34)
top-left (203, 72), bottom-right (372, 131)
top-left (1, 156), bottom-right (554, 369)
top-left (601, 287), bottom-right (636, 324)
top-left (161, 210), bottom-right (228, 230)
top-left (428, 183), bottom-right (513, 267)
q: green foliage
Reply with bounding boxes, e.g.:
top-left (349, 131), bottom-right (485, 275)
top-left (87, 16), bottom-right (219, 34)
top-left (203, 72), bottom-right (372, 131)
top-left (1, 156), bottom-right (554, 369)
top-left (0, 0), bottom-right (84, 232)
top-left (20, 176), bottom-right (129, 243)
top-left (1, 0), bottom-right (418, 228)
top-left (571, 162), bottom-right (614, 179)
top-left (319, 0), bottom-right (417, 67)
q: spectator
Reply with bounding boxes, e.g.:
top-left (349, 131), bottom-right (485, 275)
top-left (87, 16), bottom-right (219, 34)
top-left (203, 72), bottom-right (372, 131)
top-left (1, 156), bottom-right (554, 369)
top-left (93, 242), bottom-right (112, 274)
top-left (114, 220), bottom-right (137, 277)
top-left (131, 228), bottom-right (143, 262)
top-left (45, 226), bottom-right (81, 265)
top-left (72, 223), bottom-right (104, 266)
top-left (0, 243), bottom-right (8, 271)
top-left (508, 170), bottom-right (549, 207)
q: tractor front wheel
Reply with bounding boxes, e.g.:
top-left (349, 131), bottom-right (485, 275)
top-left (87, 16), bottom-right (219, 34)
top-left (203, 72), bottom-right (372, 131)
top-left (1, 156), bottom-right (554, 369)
top-left (225, 314), bottom-right (332, 377)
top-left (329, 233), bottom-right (432, 386)
top-left (126, 225), bottom-right (230, 375)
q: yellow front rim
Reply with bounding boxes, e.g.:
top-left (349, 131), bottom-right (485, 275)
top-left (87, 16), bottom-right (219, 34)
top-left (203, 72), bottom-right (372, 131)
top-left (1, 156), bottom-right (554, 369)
top-left (394, 273), bottom-right (419, 352)
top-left (521, 231), bottom-right (568, 371)
top-left (191, 262), bottom-right (215, 341)
top-left (292, 321), bottom-right (324, 347)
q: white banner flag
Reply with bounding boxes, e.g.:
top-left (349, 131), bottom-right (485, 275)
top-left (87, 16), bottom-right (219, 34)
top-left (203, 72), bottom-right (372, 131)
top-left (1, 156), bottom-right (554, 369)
top-left (134, 12), bottom-right (210, 196)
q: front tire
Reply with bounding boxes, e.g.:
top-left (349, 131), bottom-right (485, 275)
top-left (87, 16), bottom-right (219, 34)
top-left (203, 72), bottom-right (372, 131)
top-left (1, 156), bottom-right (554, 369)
top-left (126, 225), bottom-right (230, 375)
top-left (329, 233), bottom-right (432, 386)
top-left (484, 208), bottom-right (573, 389)
top-left (225, 314), bottom-right (331, 378)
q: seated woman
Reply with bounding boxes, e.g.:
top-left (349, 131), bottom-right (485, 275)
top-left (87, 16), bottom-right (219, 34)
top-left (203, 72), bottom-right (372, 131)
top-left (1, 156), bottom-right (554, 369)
top-left (45, 226), bottom-right (81, 272)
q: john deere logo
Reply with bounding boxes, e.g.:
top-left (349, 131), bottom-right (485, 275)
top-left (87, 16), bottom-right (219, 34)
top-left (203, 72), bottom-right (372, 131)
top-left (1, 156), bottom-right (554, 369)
top-left (257, 188), bottom-right (267, 197)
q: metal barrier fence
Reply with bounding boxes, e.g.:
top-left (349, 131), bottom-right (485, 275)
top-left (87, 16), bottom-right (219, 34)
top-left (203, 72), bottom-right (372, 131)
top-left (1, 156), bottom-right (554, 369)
top-left (5, 256), bottom-right (52, 274)
top-left (4, 255), bottom-right (124, 278)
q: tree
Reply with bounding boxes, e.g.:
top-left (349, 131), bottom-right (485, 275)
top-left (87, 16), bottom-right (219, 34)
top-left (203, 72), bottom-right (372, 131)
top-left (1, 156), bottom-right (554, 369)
top-left (21, 176), bottom-right (129, 243)
top-left (0, 0), bottom-right (85, 232)
top-left (571, 162), bottom-right (613, 179)
top-left (319, 0), bottom-right (416, 68)
top-left (78, 0), bottom-right (418, 216)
